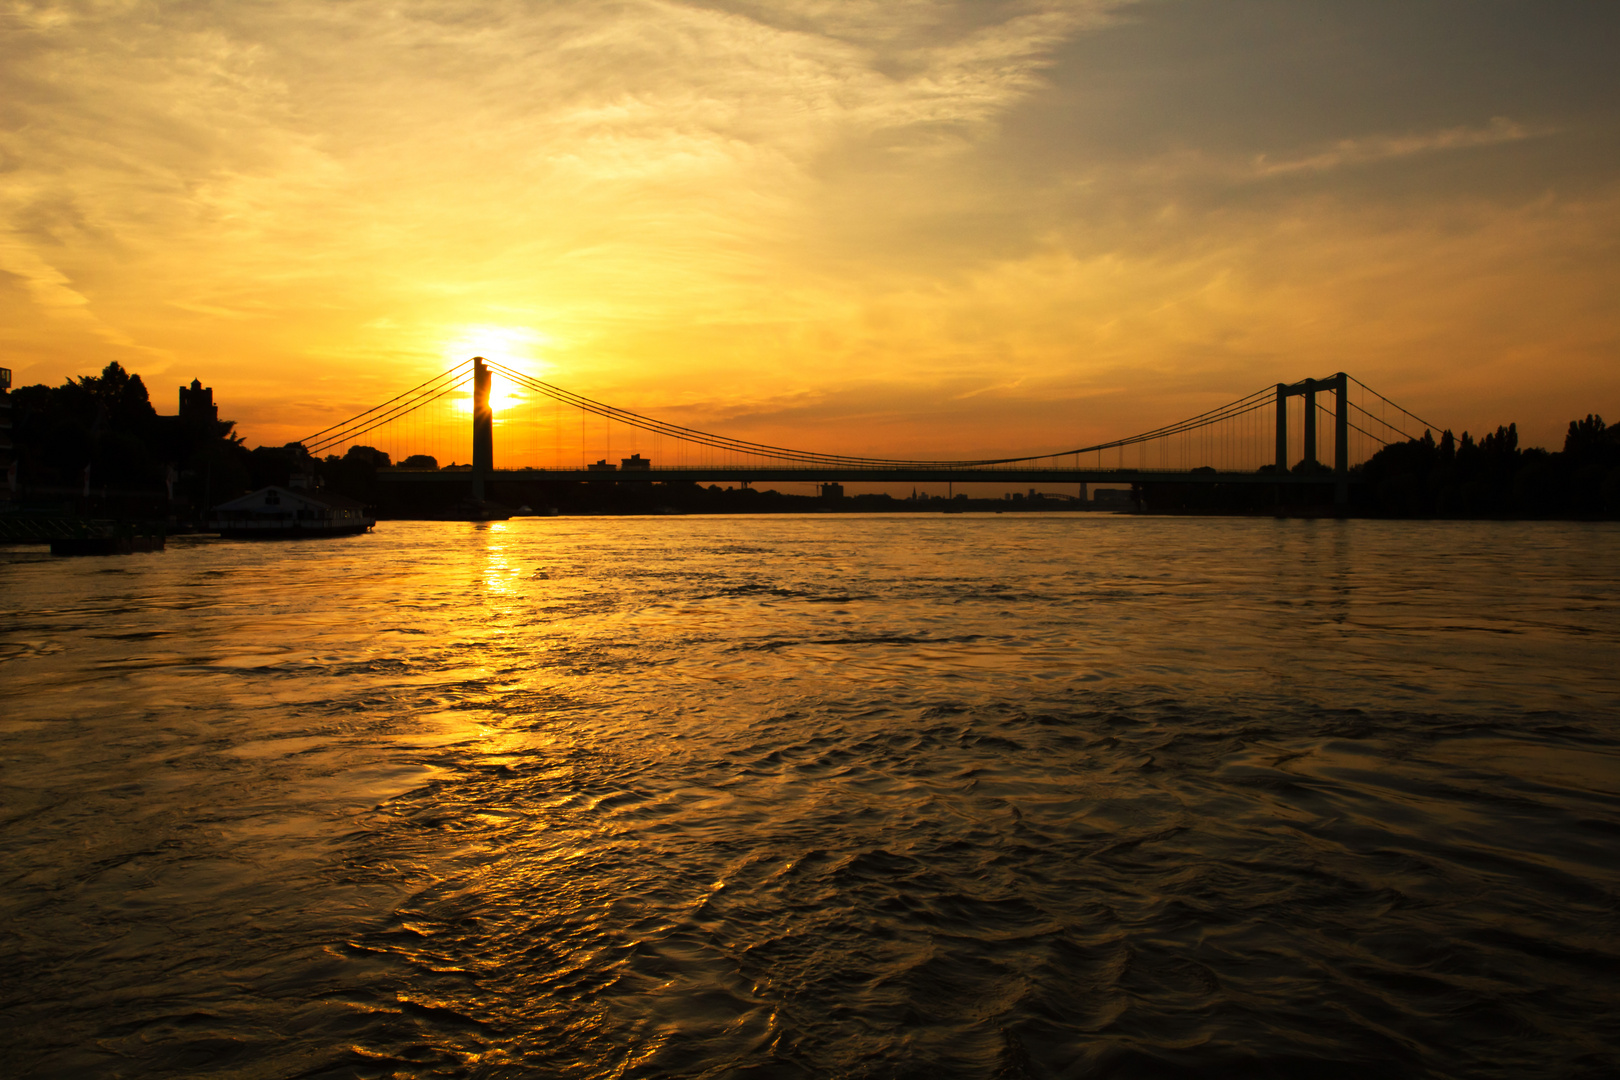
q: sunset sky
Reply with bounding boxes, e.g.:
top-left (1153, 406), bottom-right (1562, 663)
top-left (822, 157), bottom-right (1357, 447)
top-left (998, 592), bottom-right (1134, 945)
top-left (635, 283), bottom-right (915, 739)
top-left (3, 0), bottom-right (1617, 459)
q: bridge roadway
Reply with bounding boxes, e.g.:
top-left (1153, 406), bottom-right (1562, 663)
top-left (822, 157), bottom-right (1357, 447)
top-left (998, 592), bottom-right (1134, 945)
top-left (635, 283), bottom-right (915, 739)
top-left (379, 466), bottom-right (1352, 486)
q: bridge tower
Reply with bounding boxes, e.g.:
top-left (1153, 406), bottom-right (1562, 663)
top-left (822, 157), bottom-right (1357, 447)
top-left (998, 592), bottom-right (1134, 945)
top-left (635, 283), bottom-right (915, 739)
top-left (1275, 372), bottom-right (1351, 505)
top-left (472, 356), bottom-right (493, 499)
top-left (1303, 380), bottom-right (1318, 470)
top-left (1332, 372), bottom-right (1349, 505)
top-left (1275, 382), bottom-right (1289, 478)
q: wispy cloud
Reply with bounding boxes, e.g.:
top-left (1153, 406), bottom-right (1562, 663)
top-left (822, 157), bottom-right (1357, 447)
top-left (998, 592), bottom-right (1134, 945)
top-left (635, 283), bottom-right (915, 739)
top-left (1253, 116), bottom-right (1545, 177)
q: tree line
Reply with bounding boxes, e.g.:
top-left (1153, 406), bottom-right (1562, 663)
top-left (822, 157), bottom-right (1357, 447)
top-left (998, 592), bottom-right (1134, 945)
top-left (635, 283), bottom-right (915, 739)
top-left (1359, 416), bottom-right (1620, 517)
top-left (8, 362), bottom-right (394, 513)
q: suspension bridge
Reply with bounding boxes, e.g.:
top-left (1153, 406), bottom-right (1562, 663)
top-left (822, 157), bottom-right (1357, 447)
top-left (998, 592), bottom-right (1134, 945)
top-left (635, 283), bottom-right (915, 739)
top-left (298, 358), bottom-right (1436, 505)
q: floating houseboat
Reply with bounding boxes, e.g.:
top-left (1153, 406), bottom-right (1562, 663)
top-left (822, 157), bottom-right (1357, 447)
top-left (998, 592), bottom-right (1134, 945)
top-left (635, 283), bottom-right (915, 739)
top-left (209, 486), bottom-right (374, 539)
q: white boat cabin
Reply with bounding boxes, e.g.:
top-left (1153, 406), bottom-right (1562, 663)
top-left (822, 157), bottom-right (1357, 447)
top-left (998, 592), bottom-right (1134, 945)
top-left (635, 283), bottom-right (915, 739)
top-left (210, 486), bottom-right (374, 536)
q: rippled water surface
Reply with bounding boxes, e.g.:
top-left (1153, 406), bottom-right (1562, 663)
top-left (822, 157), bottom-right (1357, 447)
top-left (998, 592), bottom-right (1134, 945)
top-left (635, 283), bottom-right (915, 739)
top-left (3, 515), bottom-right (1619, 1078)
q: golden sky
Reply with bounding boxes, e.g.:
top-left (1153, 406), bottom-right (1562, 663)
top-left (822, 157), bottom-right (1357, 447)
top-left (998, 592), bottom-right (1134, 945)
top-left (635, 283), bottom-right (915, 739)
top-left (3, 0), bottom-right (1617, 458)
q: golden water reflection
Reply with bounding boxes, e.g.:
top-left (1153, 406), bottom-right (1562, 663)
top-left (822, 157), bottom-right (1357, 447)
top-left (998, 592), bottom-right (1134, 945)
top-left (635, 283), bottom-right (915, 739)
top-left (1, 516), bottom-right (1617, 1076)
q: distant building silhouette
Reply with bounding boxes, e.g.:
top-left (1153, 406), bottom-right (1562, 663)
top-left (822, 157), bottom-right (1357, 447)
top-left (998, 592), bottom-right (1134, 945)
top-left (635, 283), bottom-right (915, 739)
top-left (179, 379), bottom-right (218, 425)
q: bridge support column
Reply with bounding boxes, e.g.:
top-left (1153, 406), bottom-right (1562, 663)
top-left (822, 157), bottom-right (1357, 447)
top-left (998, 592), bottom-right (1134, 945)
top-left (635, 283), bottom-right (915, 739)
top-left (1275, 384), bottom-right (1289, 472)
top-left (1302, 378), bottom-right (1318, 472)
top-left (1333, 371), bottom-right (1349, 506)
top-left (1274, 383), bottom-right (1288, 504)
top-left (472, 356), bottom-right (493, 501)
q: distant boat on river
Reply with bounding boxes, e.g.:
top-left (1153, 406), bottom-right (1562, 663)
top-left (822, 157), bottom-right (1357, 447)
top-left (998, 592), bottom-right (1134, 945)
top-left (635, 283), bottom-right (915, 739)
top-left (209, 485), bottom-right (374, 539)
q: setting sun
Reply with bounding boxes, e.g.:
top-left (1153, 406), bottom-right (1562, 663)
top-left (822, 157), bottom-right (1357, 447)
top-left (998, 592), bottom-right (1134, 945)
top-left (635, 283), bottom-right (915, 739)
top-left (449, 367), bottom-right (524, 416)
top-left (441, 325), bottom-right (548, 417)
top-left (440, 325), bottom-right (552, 376)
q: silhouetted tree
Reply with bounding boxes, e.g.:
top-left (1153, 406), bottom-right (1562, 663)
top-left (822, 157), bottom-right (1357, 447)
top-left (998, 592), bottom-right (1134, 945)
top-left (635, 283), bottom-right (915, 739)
top-left (1564, 414), bottom-right (1611, 457)
top-left (12, 361), bottom-right (162, 489)
top-left (248, 442), bottom-right (316, 489)
top-left (319, 445), bottom-right (390, 503)
top-left (1359, 414), bottom-right (1619, 518)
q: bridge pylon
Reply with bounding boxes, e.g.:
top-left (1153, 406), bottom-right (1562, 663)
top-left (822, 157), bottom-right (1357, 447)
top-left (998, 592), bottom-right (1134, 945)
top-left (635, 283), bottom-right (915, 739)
top-left (472, 356), bottom-right (493, 499)
top-left (1275, 372), bottom-right (1351, 505)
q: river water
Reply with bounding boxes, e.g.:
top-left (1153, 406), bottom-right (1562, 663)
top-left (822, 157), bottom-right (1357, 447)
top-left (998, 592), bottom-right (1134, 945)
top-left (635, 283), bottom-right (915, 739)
top-left (2, 515), bottom-right (1617, 1078)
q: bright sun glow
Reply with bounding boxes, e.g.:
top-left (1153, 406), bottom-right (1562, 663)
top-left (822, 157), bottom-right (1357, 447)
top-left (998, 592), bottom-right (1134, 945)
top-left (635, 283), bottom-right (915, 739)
top-left (486, 371), bottom-right (522, 414)
top-left (452, 369), bottom-right (524, 415)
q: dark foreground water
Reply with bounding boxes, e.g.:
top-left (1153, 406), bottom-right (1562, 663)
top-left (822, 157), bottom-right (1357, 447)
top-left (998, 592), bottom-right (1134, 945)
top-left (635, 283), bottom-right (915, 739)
top-left (2, 515), bottom-right (1618, 1079)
